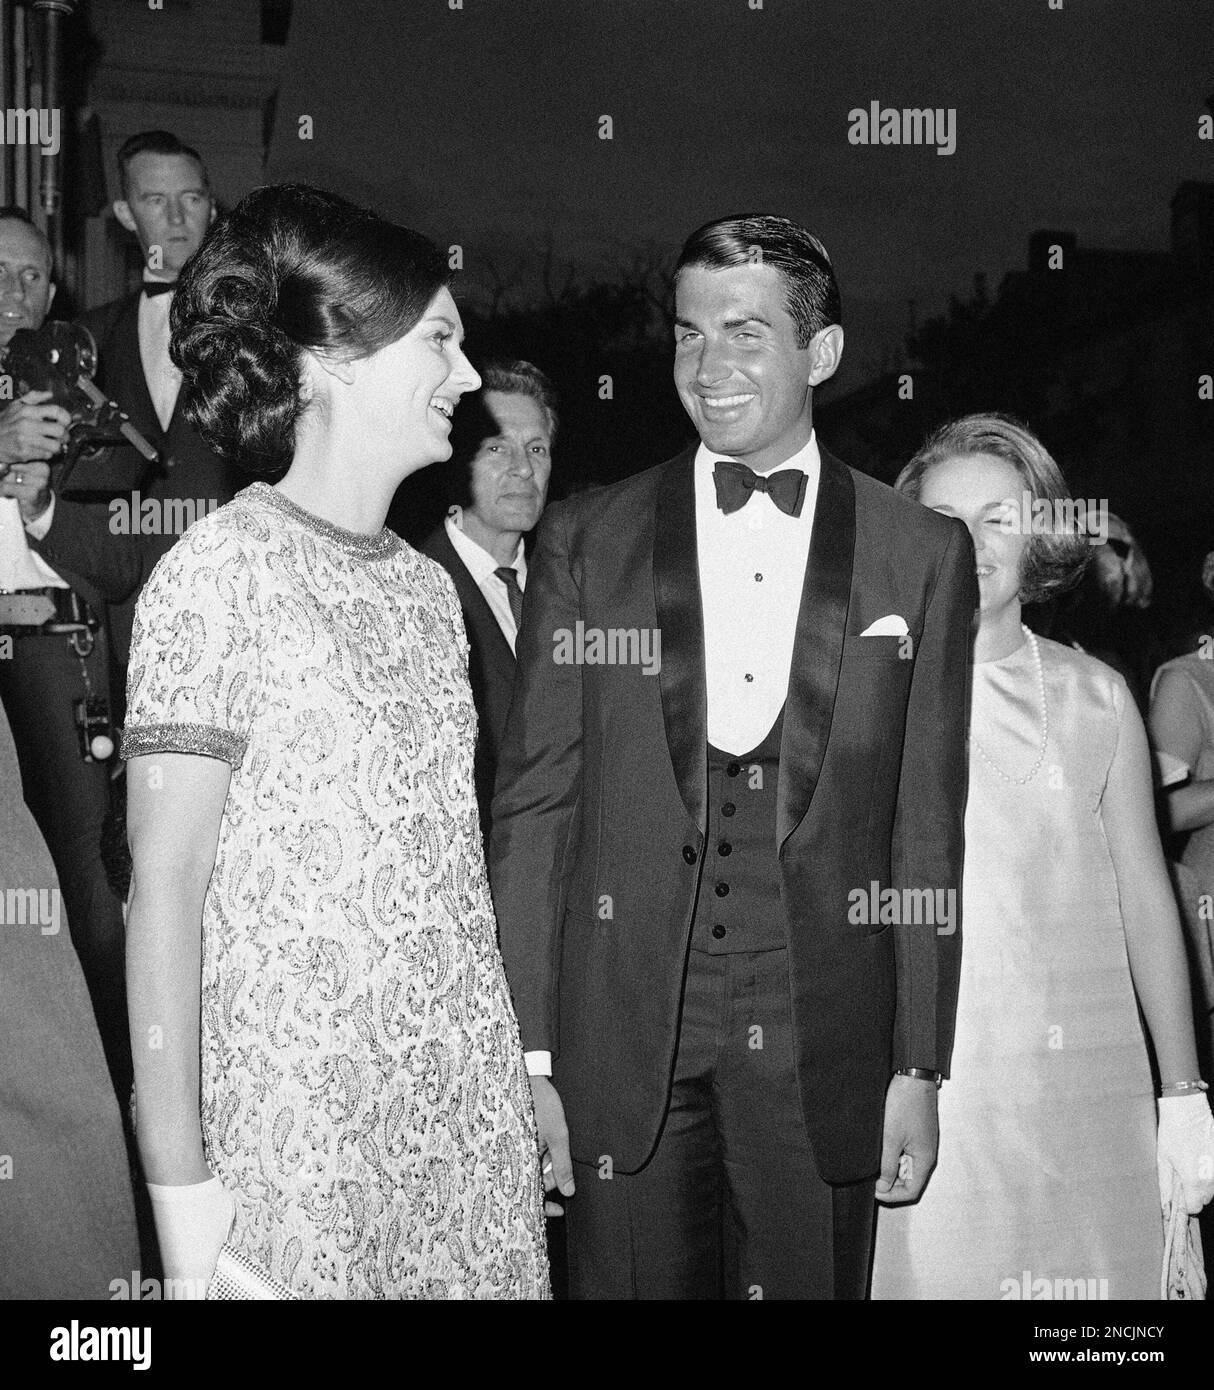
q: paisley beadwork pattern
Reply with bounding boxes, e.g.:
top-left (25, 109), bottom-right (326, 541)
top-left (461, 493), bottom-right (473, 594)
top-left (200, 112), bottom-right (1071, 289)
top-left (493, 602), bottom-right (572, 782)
top-left (124, 483), bottom-right (549, 1300)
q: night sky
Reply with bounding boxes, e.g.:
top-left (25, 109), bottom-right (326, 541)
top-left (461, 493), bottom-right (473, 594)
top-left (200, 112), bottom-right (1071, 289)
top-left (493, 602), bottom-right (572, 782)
top-left (267, 0), bottom-right (1211, 394)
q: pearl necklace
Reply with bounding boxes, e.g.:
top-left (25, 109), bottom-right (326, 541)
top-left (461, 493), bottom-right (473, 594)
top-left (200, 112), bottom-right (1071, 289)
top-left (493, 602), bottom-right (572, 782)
top-left (970, 625), bottom-right (1049, 785)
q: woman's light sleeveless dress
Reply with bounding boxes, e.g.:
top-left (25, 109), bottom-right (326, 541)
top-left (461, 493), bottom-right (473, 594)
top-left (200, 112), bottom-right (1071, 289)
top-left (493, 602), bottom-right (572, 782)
top-left (873, 636), bottom-right (1161, 1300)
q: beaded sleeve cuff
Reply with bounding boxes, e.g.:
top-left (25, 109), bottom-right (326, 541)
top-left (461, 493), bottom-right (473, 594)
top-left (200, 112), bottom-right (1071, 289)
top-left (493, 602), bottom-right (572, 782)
top-left (121, 722), bottom-right (248, 768)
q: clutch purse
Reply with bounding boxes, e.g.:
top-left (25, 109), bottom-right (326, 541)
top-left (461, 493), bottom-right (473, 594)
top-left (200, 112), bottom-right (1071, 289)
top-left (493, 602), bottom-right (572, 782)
top-left (206, 1242), bottom-right (299, 1301)
top-left (1161, 1169), bottom-right (1207, 1301)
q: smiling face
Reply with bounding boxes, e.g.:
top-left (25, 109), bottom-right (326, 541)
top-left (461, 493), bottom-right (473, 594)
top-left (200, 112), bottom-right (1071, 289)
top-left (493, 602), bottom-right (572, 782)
top-left (0, 218), bottom-right (55, 347)
top-left (343, 286), bottom-right (481, 472)
top-left (114, 152), bottom-right (215, 277)
top-left (673, 261), bottom-right (841, 473)
top-left (917, 452), bottom-right (1031, 621)
top-left (465, 390), bottom-right (552, 539)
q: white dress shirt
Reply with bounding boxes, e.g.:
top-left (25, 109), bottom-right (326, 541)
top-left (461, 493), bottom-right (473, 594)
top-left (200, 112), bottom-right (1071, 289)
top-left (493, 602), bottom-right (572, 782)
top-left (0, 495), bottom-right (66, 590)
top-left (139, 274), bottom-right (182, 432)
top-left (695, 431), bottom-right (821, 754)
top-left (524, 433), bottom-right (822, 1079)
top-left (443, 509), bottom-right (527, 655)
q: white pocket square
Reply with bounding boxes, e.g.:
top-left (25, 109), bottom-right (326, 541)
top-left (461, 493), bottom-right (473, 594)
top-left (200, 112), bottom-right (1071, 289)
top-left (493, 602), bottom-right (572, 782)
top-left (859, 614), bottom-right (909, 637)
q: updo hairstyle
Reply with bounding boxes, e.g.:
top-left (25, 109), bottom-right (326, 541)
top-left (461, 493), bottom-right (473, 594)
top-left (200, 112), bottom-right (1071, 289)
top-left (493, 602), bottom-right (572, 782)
top-left (170, 183), bottom-right (450, 473)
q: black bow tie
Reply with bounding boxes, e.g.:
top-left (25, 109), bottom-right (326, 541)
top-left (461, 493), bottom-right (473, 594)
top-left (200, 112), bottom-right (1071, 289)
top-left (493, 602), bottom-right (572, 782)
top-left (142, 280), bottom-right (175, 298)
top-left (712, 458), bottom-right (808, 518)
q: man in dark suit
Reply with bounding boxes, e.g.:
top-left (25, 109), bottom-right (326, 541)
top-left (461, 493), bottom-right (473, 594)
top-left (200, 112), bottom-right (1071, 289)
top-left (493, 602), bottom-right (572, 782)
top-left (420, 360), bottom-right (556, 841)
top-left (24, 130), bottom-right (242, 710)
top-left (490, 215), bottom-right (977, 1299)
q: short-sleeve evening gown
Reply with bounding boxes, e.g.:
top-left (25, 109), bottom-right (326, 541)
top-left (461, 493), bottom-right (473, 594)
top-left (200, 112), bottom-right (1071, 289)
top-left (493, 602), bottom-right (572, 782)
top-left (872, 634), bottom-right (1162, 1300)
top-left (123, 483), bottom-right (549, 1299)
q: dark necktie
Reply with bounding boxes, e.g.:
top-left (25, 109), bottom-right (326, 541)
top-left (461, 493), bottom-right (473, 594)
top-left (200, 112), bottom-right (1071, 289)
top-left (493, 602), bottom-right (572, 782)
top-left (495, 566), bottom-right (525, 629)
top-left (142, 280), bottom-right (175, 297)
top-left (713, 458), bottom-right (807, 518)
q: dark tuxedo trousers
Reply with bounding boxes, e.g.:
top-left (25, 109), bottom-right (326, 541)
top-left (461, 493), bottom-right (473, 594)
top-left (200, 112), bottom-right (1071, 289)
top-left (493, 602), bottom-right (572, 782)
top-left (566, 714), bottom-right (873, 1298)
top-left (490, 444), bottom-right (977, 1297)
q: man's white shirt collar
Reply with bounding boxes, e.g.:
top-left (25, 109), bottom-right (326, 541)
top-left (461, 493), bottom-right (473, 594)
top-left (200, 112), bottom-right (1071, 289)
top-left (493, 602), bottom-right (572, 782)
top-left (444, 509), bottom-right (526, 584)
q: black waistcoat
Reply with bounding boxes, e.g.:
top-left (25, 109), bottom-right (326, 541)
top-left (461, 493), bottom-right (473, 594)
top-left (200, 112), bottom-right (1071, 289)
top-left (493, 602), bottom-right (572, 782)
top-left (691, 707), bottom-right (787, 954)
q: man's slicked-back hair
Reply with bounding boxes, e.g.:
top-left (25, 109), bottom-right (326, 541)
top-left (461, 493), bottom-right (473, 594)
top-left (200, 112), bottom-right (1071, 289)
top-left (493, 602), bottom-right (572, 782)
top-left (118, 130), bottom-right (210, 198)
top-left (674, 214), bottom-right (842, 348)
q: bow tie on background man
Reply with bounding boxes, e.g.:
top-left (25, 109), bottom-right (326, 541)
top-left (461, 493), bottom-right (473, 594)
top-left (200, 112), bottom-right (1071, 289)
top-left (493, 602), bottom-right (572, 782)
top-left (141, 280), bottom-right (175, 297)
top-left (712, 458), bottom-right (808, 518)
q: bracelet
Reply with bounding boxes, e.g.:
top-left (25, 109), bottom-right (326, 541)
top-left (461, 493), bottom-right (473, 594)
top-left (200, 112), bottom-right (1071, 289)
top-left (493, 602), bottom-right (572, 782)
top-left (896, 1067), bottom-right (943, 1089)
top-left (1159, 1079), bottom-right (1209, 1098)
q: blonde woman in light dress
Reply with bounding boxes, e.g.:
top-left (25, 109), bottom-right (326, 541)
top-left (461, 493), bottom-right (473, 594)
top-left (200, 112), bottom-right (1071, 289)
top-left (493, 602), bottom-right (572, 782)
top-left (122, 184), bottom-right (549, 1299)
top-left (872, 414), bottom-right (1214, 1300)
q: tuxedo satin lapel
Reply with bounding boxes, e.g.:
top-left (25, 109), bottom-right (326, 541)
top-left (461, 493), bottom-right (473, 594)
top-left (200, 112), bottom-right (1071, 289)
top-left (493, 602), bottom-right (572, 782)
top-left (778, 449), bottom-right (855, 848)
top-left (652, 446), bottom-right (707, 833)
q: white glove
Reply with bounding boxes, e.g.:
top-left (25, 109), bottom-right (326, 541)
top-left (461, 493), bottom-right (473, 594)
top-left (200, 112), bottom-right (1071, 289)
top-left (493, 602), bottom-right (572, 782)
top-left (1157, 1093), bottom-right (1214, 1215)
top-left (147, 1175), bottom-right (236, 1299)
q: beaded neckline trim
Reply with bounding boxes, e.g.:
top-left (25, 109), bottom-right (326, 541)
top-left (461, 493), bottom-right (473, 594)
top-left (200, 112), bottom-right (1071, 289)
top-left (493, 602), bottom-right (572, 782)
top-left (247, 482), bottom-right (401, 559)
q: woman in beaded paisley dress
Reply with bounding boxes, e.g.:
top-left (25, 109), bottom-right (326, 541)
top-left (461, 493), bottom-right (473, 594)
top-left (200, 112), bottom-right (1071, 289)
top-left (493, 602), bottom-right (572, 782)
top-left (121, 185), bottom-right (549, 1299)
top-left (871, 416), bottom-right (1214, 1300)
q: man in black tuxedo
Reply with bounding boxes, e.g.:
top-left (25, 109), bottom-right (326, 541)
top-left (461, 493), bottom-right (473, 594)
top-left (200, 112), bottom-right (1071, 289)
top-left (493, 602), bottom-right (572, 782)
top-left (420, 360), bottom-right (555, 841)
top-left (25, 130), bottom-right (241, 710)
top-left (490, 215), bottom-right (977, 1299)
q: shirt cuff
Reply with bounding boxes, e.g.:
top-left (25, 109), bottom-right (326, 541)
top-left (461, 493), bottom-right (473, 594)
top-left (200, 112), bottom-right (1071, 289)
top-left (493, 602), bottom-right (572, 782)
top-left (524, 1050), bottom-right (552, 1077)
top-left (23, 492), bottom-right (54, 540)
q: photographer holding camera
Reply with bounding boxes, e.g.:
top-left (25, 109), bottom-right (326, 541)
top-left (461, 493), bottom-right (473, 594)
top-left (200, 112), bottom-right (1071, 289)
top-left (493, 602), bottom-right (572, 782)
top-left (23, 132), bottom-right (241, 703)
top-left (0, 207), bottom-right (131, 1101)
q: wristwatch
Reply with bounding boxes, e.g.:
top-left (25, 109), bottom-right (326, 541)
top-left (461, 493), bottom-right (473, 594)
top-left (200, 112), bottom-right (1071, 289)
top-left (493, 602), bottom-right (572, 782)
top-left (896, 1067), bottom-right (943, 1088)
